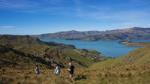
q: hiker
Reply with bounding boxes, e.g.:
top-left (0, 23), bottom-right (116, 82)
top-left (54, 64), bottom-right (61, 76)
top-left (67, 62), bottom-right (75, 81)
top-left (35, 64), bottom-right (40, 75)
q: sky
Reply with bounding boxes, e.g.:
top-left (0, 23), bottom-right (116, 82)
top-left (0, 0), bottom-right (150, 35)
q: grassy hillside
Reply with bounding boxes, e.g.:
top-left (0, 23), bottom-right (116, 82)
top-left (76, 43), bottom-right (150, 84)
top-left (0, 35), bottom-right (103, 84)
top-left (1, 35), bottom-right (150, 84)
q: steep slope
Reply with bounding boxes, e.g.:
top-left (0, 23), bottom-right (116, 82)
top-left (0, 35), bottom-right (102, 68)
top-left (76, 43), bottom-right (150, 84)
top-left (0, 35), bottom-right (104, 84)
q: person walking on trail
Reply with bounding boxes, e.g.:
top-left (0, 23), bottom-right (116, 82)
top-left (54, 64), bottom-right (61, 76)
top-left (35, 64), bottom-right (40, 75)
top-left (67, 62), bottom-right (75, 81)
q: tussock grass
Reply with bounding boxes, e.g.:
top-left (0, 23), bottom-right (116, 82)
top-left (76, 43), bottom-right (150, 84)
top-left (1, 35), bottom-right (150, 84)
top-left (0, 67), bottom-right (87, 84)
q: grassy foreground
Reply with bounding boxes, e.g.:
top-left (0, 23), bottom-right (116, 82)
top-left (0, 67), bottom-right (86, 84)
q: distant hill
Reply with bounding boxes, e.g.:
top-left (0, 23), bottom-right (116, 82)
top-left (38, 27), bottom-right (150, 40)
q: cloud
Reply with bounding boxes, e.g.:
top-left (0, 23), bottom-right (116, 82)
top-left (0, 0), bottom-right (77, 16)
top-left (71, 0), bottom-right (150, 28)
top-left (0, 25), bottom-right (16, 29)
top-left (0, 0), bottom-right (33, 9)
top-left (71, 0), bottom-right (150, 26)
top-left (80, 9), bottom-right (150, 27)
top-left (82, 10), bottom-right (149, 21)
top-left (0, 0), bottom-right (71, 9)
top-left (0, 0), bottom-right (149, 25)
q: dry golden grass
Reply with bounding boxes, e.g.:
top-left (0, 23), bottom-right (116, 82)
top-left (0, 66), bottom-right (86, 84)
top-left (1, 35), bottom-right (150, 84)
top-left (75, 43), bottom-right (150, 84)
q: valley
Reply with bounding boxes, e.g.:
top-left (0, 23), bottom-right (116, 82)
top-left (0, 35), bottom-right (150, 84)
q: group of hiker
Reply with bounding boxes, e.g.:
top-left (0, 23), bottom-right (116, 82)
top-left (35, 61), bottom-right (75, 81)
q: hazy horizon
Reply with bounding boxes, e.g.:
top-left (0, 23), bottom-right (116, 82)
top-left (0, 0), bottom-right (150, 35)
top-left (0, 26), bottom-right (150, 35)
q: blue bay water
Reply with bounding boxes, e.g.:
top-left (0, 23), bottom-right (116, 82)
top-left (41, 39), bottom-right (144, 57)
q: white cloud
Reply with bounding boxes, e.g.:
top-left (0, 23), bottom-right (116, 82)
top-left (0, 25), bottom-right (16, 29)
top-left (0, 0), bottom-right (150, 27)
top-left (0, 0), bottom-right (69, 9)
top-left (0, 0), bottom-right (32, 9)
top-left (0, 0), bottom-right (76, 15)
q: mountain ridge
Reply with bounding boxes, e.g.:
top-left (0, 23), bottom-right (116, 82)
top-left (38, 27), bottom-right (150, 40)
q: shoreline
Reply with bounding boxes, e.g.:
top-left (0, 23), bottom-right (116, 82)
top-left (121, 41), bottom-right (150, 47)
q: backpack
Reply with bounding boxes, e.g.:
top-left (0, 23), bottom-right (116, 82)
top-left (54, 66), bottom-right (60, 75)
